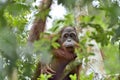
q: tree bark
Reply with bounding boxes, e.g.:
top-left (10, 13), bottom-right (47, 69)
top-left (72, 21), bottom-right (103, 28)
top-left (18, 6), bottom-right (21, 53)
top-left (74, 0), bottom-right (88, 28)
top-left (27, 0), bottom-right (53, 79)
top-left (74, 0), bottom-right (106, 79)
top-left (28, 0), bottom-right (53, 44)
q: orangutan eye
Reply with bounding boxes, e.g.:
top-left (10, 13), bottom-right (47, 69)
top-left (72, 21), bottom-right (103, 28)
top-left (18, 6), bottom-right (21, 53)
top-left (63, 33), bottom-right (69, 38)
top-left (70, 33), bottom-right (76, 38)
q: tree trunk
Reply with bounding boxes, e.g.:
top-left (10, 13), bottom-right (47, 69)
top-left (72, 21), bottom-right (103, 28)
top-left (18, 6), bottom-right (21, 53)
top-left (27, 0), bottom-right (53, 79)
top-left (28, 0), bottom-right (53, 44)
top-left (74, 0), bottom-right (88, 28)
top-left (74, 0), bottom-right (106, 80)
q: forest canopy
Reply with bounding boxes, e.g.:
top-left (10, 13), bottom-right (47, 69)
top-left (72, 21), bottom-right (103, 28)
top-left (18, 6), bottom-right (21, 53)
top-left (0, 0), bottom-right (120, 80)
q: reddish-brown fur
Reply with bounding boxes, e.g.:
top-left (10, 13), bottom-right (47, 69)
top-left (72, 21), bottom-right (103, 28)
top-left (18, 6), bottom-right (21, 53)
top-left (32, 27), bottom-right (81, 80)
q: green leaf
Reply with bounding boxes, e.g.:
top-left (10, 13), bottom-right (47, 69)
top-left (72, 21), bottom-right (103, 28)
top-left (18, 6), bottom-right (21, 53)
top-left (38, 74), bottom-right (52, 80)
top-left (70, 74), bottom-right (77, 80)
top-left (52, 42), bottom-right (60, 49)
top-left (6, 3), bottom-right (30, 16)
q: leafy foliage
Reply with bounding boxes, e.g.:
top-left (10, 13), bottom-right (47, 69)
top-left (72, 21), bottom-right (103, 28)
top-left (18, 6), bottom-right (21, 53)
top-left (103, 44), bottom-right (120, 74)
top-left (37, 74), bottom-right (52, 80)
top-left (58, 0), bottom-right (75, 9)
top-left (0, 0), bottom-right (120, 80)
